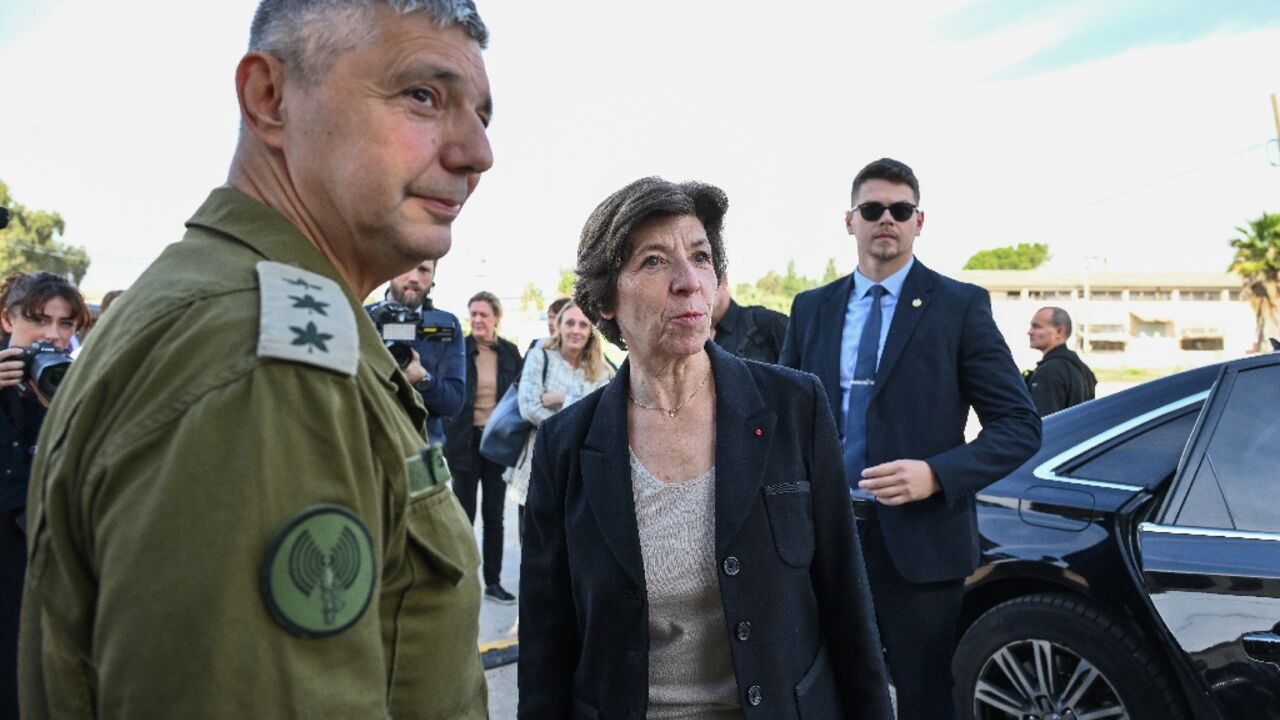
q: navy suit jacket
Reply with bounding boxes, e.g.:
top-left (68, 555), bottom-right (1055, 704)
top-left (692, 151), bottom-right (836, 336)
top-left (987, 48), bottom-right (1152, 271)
top-left (518, 342), bottom-right (892, 720)
top-left (779, 259), bottom-right (1040, 583)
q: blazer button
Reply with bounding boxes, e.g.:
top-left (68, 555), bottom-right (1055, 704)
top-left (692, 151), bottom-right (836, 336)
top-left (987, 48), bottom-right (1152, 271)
top-left (723, 556), bottom-right (740, 576)
top-left (736, 621), bottom-right (751, 641)
top-left (747, 685), bottom-right (763, 706)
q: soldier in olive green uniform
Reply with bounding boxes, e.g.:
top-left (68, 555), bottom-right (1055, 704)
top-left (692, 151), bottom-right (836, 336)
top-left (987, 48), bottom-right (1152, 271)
top-left (19, 2), bottom-right (496, 718)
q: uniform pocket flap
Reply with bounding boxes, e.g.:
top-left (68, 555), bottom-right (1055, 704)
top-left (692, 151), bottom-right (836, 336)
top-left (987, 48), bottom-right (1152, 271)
top-left (404, 485), bottom-right (480, 586)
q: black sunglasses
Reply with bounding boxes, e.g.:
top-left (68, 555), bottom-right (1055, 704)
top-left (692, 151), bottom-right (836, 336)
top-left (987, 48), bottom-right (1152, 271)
top-left (851, 201), bottom-right (918, 222)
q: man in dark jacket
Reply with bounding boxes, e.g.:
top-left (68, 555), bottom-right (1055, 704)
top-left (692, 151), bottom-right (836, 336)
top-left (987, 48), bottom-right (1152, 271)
top-left (1026, 306), bottom-right (1097, 416)
top-left (385, 258), bottom-right (466, 445)
top-left (712, 276), bottom-right (788, 364)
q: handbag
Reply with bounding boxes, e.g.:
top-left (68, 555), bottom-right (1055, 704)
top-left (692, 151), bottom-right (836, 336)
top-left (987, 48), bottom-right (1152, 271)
top-left (479, 349), bottom-right (548, 467)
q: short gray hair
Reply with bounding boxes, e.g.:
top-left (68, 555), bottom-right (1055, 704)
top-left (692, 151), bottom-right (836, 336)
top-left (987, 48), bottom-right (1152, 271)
top-left (249, 0), bottom-right (488, 85)
top-left (575, 177), bottom-right (729, 350)
top-left (1041, 306), bottom-right (1073, 339)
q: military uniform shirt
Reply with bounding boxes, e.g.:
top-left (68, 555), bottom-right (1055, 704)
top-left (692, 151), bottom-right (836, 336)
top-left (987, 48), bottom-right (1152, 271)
top-left (20, 187), bottom-right (487, 719)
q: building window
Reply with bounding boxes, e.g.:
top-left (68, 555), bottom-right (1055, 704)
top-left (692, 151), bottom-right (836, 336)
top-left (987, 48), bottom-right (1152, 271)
top-left (1004, 291), bottom-right (1022, 301)
top-left (1181, 290), bottom-right (1221, 301)
top-left (1181, 337), bottom-right (1225, 351)
top-left (1089, 291), bottom-right (1123, 301)
top-left (1130, 290), bottom-right (1172, 301)
top-left (1089, 340), bottom-right (1126, 352)
top-left (1228, 290), bottom-right (1241, 301)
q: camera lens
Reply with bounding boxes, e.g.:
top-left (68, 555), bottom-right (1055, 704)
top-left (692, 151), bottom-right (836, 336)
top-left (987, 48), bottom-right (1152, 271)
top-left (386, 342), bottom-right (413, 370)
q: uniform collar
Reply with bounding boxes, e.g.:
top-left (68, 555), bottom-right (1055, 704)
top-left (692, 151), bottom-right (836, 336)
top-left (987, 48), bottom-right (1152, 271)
top-left (186, 186), bottom-right (399, 381)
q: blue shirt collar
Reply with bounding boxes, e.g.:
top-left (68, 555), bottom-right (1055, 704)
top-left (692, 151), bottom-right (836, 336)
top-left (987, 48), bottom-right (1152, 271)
top-left (852, 256), bottom-right (915, 300)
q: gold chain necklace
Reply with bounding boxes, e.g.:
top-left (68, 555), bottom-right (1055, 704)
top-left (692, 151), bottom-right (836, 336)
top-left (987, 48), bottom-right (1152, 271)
top-left (629, 366), bottom-right (712, 419)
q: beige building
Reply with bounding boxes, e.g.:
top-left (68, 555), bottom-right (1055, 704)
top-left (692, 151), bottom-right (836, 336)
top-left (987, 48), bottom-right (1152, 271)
top-left (957, 270), bottom-right (1256, 370)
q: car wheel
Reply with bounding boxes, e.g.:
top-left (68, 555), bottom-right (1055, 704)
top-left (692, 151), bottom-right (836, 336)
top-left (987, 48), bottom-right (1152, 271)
top-left (953, 593), bottom-right (1187, 720)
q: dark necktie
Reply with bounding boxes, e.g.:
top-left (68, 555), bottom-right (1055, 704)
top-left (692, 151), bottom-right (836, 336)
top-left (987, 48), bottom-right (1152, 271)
top-left (844, 284), bottom-right (886, 497)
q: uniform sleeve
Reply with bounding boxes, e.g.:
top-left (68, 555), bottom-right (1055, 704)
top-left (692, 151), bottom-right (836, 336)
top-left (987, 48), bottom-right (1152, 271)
top-left (927, 290), bottom-right (1042, 505)
top-left (35, 365), bottom-right (394, 717)
top-left (420, 315), bottom-right (466, 419)
top-left (517, 349), bottom-right (556, 426)
top-left (806, 375), bottom-right (894, 719)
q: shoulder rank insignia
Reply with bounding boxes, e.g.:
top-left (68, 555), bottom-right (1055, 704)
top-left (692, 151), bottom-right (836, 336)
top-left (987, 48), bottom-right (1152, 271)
top-left (262, 504), bottom-right (376, 638)
top-left (256, 261), bottom-right (358, 376)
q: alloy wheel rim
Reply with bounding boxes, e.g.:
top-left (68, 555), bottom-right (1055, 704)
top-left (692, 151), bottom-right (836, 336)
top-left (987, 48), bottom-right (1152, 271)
top-left (972, 638), bottom-right (1129, 720)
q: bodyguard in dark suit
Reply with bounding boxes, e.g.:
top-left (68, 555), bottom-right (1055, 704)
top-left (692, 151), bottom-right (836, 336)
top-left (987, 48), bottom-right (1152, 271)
top-left (520, 176), bottom-right (891, 719)
top-left (780, 158), bottom-right (1041, 720)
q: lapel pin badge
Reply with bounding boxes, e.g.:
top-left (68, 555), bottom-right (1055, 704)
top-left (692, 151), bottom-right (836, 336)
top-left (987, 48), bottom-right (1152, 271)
top-left (912, 298), bottom-right (923, 308)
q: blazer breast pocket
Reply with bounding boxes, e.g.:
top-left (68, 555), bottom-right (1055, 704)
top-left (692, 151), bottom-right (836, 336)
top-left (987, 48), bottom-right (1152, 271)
top-left (762, 481), bottom-right (815, 568)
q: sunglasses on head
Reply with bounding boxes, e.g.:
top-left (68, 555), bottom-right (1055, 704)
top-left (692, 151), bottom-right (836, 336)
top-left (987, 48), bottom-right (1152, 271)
top-left (851, 201), bottom-right (918, 222)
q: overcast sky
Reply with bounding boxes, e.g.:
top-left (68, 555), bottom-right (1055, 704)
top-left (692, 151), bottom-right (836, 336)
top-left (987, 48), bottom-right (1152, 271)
top-left (1, 0), bottom-right (1278, 313)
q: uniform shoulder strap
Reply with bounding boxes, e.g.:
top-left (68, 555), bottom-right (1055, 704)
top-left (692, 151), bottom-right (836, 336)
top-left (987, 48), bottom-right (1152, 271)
top-left (255, 261), bottom-right (358, 376)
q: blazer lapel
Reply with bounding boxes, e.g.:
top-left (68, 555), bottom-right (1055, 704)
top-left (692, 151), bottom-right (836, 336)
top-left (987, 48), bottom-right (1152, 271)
top-left (815, 275), bottom-right (854, 424)
top-left (708, 343), bottom-right (777, 557)
top-left (579, 359), bottom-right (645, 588)
top-left (873, 260), bottom-right (934, 398)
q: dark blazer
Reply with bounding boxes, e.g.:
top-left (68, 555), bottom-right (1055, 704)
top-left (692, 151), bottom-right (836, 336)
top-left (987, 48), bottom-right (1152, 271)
top-left (518, 342), bottom-right (892, 720)
top-left (779, 260), bottom-right (1041, 583)
top-left (442, 334), bottom-right (522, 474)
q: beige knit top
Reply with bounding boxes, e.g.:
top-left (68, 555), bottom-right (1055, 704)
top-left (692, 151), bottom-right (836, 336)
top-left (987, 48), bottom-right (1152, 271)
top-left (630, 451), bottom-right (743, 719)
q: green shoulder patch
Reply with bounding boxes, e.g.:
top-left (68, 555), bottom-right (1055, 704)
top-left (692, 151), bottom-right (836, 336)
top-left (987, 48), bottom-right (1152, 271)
top-left (256, 261), bottom-right (358, 375)
top-left (262, 504), bottom-right (376, 638)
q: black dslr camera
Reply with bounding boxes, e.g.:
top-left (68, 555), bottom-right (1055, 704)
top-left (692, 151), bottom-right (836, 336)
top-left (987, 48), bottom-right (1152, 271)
top-left (366, 301), bottom-right (421, 369)
top-left (20, 341), bottom-right (72, 399)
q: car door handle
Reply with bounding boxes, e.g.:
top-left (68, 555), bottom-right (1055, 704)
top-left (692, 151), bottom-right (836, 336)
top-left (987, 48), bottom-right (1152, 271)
top-left (1243, 632), bottom-right (1280, 664)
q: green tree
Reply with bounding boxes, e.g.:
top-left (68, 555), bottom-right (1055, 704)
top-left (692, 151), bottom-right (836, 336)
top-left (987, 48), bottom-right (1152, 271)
top-left (1228, 211), bottom-right (1280, 351)
top-left (962, 242), bottom-right (1049, 270)
top-left (821, 257), bottom-right (841, 284)
top-left (556, 268), bottom-right (577, 299)
top-left (731, 260), bottom-right (823, 314)
top-left (520, 281), bottom-right (546, 312)
top-left (0, 181), bottom-right (91, 283)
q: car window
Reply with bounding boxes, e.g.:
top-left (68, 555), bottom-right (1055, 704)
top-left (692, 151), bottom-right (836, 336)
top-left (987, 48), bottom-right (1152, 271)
top-left (1064, 409), bottom-right (1199, 488)
top-left (1174, 365), bottom-right (1280, 533)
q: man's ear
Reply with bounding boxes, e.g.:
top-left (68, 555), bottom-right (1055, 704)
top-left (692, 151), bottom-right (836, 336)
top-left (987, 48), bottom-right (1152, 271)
top-left (0, 310), bottom-right (13, 335)
top-left (236, 52), bottom-right (289, 150)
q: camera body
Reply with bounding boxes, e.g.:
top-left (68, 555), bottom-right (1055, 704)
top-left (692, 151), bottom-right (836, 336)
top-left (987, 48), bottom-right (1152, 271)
top-left (366, 301), bottom-right (422, 369)
top-left (20, 341), bottom-right (73, 399)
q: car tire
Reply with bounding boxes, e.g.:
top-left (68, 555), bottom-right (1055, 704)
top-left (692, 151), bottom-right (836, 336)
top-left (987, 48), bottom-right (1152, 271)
top-left (953, 592), bottom-right (1188, 720)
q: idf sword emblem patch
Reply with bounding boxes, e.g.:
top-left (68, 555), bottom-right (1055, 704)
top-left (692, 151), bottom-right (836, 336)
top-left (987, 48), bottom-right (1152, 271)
top-left (262, 505), bottom-right (376, 638)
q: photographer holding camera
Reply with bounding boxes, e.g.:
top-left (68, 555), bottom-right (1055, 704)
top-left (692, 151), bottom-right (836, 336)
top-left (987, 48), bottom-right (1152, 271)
top-left (368, 258), bottom-right (465, 446)
top-left (0, 270), bottom-right (89, 718)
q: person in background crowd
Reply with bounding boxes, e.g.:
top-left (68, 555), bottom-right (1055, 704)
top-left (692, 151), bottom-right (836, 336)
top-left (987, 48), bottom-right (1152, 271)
top-left (529, 296), bottom-right (571, 351)
top-left (18, 1), bottom-right (496, 716)
top-left (0, 271), bottom-right (90, 719)
top-left (506, 300), bottom-right (612, 544)
top-left (1026, 306), bottom-right (1097, 416)
top-left (711, 273), bottom-right (788, 363)
top-left (100, 289), bottom-right (124, 314)
top-left (385, 258), bottom-right (466, 445)
top-left (445, 291), bottom-right (522, 605)
top-left (519, 177), bottom-right (890, 719)
top-left (780, 158), bottom-right (1040, 720)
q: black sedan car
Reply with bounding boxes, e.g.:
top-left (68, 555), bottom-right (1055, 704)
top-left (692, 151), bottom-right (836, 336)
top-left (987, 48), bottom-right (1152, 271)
top-left (952, 352), bottom-right (1280, 720)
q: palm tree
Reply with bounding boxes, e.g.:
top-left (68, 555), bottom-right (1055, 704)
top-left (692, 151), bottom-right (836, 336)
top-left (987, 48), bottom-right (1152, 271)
top-left (1228, 212), bottom-right (1280, 352)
